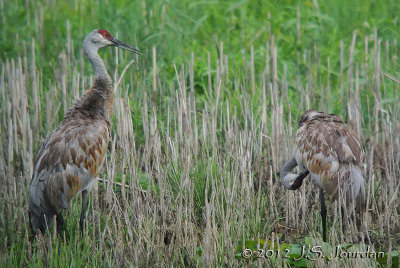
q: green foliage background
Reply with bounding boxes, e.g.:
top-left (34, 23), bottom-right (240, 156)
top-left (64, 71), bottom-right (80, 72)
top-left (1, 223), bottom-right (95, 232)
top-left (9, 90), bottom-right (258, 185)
top-left (2, 0), bottom-right (400, 88)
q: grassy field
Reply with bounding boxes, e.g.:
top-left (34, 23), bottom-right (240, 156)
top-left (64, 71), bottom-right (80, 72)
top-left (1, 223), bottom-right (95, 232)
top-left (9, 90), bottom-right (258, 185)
top-left (1, 0), bottom-right (400, 266)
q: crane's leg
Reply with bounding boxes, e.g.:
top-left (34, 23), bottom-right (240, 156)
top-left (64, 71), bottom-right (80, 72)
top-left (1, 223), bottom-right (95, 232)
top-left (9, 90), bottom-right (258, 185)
top-left (56, 212), bottom-right (64, 235)
top-left (319, 188), bottom-right (327, 242)
top-left (80, 190), bottom-right (89, 234)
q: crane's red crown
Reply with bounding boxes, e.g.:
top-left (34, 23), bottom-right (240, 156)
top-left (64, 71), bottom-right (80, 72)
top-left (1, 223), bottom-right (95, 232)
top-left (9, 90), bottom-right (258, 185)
top-left (98, 29), bottom-right (113, 41)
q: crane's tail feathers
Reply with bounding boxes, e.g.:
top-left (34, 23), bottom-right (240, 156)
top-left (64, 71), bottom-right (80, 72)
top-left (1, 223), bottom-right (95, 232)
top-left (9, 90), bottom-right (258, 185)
top-left (28, 184), bottom-right (56, 235)
top-left (340, 165), bottom-right (365, 213)
top-left (29, 211), bottom-right (51, 235)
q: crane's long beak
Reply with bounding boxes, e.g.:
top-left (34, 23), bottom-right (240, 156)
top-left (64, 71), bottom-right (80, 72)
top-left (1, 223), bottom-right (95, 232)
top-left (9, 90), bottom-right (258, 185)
top-left (288, 170), bottom-right (310, 190)
top-left (112, 38), bottom-right (142, 55)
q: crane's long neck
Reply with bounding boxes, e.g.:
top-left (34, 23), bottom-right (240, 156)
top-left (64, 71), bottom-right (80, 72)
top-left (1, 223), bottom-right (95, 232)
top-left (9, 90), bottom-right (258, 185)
top-left (75, 40), bottom-right (113, 123)
top-left (85, 47), bottom-right (112, 84)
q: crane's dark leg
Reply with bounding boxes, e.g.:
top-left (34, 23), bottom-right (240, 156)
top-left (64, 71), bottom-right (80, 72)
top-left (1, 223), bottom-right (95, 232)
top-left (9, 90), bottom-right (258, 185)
top-left (319, 188), bottom-right (327, 242)
top-left (80, 190), bottom-right (89, 234)
top-left (56, 212), bottom-right (64, 235)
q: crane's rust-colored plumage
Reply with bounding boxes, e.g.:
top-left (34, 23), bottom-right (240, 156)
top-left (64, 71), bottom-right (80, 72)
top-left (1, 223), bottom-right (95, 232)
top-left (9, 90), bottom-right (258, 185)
top-left (281, 110), bottom-right (365, 241)
top-left (28, 29), bottom-right (141, 235)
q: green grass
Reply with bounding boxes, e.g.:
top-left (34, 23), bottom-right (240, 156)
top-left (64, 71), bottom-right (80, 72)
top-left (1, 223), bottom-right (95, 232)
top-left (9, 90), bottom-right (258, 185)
top-left (3, 0), bottom-right (400, 90)
top-left (1, 0), bottom-right (400, 267)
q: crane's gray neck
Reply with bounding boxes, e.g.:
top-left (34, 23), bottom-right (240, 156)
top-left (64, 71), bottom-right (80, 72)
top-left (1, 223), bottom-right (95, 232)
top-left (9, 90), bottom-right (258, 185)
top-left (83, 41), bottom-right (112, 84)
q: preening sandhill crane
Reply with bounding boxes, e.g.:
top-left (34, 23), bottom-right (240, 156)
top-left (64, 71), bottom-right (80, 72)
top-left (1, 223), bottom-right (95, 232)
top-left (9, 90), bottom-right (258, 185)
top-left (280, 110), bottom-right (365, 242)
top-left (28, 29), bottom-right (141, 235)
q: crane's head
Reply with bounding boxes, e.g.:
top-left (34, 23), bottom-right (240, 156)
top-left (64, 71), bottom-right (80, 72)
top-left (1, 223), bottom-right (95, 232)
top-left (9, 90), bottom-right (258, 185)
top-left (83, 29), bottom-right (142, 55)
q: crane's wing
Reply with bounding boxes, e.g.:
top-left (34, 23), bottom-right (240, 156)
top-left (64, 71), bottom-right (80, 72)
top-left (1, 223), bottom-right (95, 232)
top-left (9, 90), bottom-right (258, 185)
top-left (30, 118), bottom-right (109, 212)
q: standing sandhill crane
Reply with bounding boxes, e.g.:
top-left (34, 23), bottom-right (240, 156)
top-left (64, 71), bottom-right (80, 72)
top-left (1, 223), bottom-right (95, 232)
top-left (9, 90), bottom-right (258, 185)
top-left (280, 110), bottom-right (365, 242)
top-left (28, 29), bottom-right (141, 235)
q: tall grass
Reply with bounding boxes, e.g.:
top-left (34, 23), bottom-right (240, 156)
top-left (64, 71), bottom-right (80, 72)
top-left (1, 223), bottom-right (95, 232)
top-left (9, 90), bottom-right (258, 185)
top-left (1, 0), bottom-right (400, 267)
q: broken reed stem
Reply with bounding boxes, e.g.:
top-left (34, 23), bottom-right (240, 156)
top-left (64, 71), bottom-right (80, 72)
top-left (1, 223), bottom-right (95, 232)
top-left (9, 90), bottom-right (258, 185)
top-left (383, 72), bottom-right (400, 85)
top-left (113, 59), bottom-right (136, 92)
top-left (96, 177), bottom-right (146, 194)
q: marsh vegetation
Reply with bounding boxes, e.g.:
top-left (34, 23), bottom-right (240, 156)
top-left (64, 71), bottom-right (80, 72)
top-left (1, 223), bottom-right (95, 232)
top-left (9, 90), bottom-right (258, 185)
top-left (0, 0), bottom-right (399, 266)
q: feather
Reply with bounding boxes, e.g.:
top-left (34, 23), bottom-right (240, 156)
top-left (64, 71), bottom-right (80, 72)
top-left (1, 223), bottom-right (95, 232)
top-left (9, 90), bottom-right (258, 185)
top-left (295, 110), bottom-right (365, 210)
top-left (29, 79), bottom-right (112, 234)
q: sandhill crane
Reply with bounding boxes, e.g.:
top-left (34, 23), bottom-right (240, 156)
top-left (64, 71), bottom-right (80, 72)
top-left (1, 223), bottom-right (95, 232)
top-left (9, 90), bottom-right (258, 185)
top-left (28, 29), bottom-right (141, 235)
top-left (280, 110), bottom-right (365, 242)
